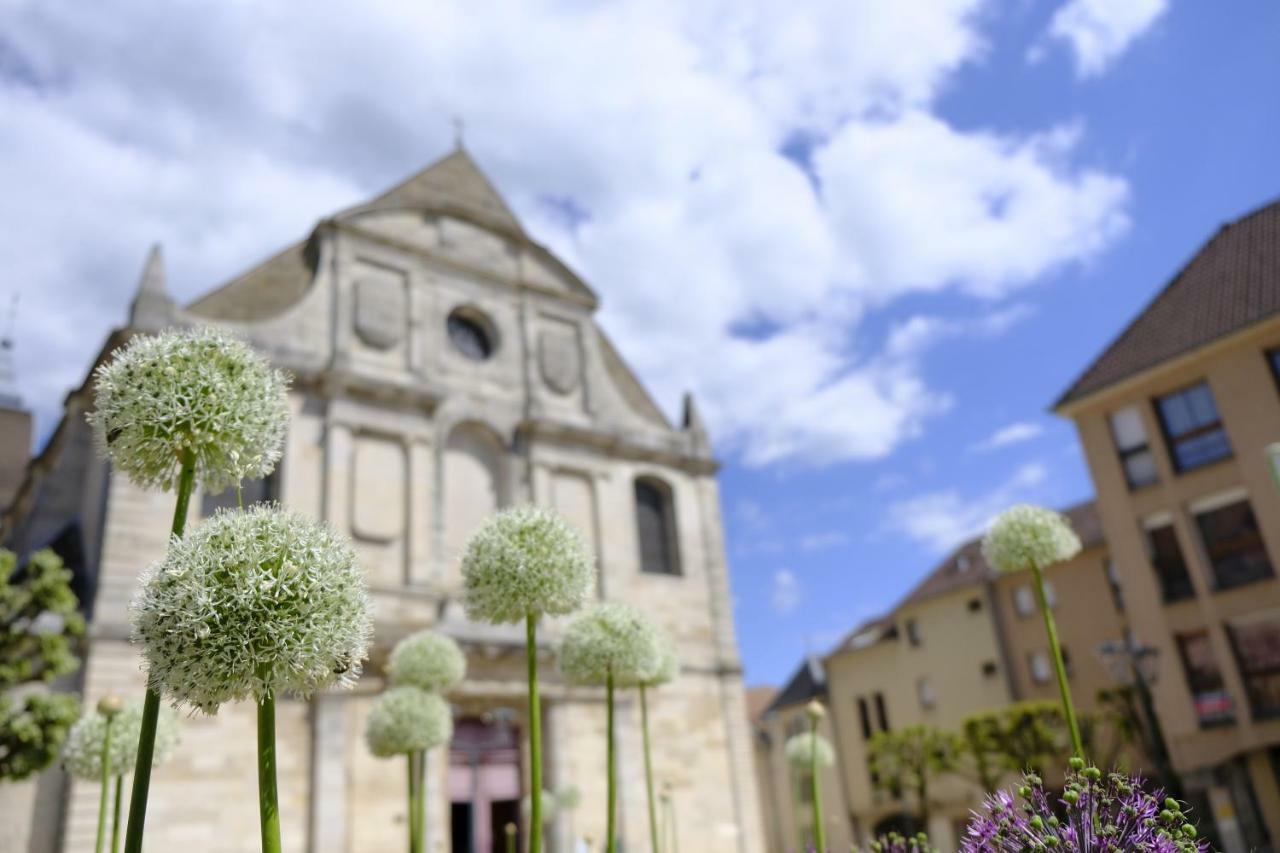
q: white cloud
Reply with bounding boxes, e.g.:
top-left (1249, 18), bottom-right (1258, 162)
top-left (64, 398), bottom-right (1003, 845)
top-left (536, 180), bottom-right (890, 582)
top-left (971, 421), bottom-right (1045, 453)
top-left (886, 462), bottom-right (1049, 552)
top-left (798, 531), bottom-right (850, 552)
top-left (0, 1), bottom-right (1131, 466)
top-left (1039, 0), bottom-right (1169, 78)
top-left (771, 569), bottom-right (803, 615)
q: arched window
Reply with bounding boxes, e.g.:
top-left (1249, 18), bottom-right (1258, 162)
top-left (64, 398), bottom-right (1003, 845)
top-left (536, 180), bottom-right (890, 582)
top-left (634, 477), bottom-right (680, 576)
top-left (443, 423), bottom-right (505, 574)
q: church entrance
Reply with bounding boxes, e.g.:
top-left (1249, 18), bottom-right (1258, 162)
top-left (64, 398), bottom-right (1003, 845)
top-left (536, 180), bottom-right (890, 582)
top-left (449, 712), bottom-right (523, 853)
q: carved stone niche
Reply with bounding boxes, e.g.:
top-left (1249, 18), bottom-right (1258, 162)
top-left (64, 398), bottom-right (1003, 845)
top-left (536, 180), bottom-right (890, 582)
top-left (350, 434), bottom-right (405, 542)
top-left (538, 319), bottom-right (581, 396)
top-left (353, 268), bottom-right (407, 350)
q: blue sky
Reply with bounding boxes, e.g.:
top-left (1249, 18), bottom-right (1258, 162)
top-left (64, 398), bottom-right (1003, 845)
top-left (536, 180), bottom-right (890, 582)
top-left (1, 1), bottom-right (1277, 687)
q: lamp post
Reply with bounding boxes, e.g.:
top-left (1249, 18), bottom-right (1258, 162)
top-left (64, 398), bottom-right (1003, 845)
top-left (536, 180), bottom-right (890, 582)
top-left (1097, 637), bottom-right (1181, 800)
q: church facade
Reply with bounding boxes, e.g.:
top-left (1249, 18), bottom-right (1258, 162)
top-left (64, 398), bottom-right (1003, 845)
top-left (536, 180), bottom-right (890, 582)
top-left (2, 150), bottom-right (763, 853)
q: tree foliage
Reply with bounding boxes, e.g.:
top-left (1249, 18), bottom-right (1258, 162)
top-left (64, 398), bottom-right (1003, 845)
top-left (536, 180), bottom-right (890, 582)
top-left (960, 701), bottom-right (1066, 787)
top-left (1, 548), bottom-right (84, 782)
top-left (867, 725), bottom-right (960, 824)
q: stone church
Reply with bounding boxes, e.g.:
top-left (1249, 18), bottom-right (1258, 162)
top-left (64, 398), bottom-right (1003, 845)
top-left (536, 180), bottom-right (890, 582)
top-left (1, 149), bottom-right (763, 853)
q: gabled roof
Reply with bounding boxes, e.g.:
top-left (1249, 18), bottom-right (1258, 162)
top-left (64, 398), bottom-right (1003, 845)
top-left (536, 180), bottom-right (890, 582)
top-left (339, 147), bottom-right (525, 236)
top-left (1056, 197), bottom-right (1280, 409)
top-left (763, 655), bottom-right (826, 715)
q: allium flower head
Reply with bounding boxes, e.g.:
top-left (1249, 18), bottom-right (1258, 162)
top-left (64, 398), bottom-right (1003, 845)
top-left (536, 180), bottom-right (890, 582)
top-left (461, 506), bottom-right (594, 624)
top-left (132, 504), bottom-right (373, 714)
top-left (387, 630), bottom-right (466, 692)
top-left (63, 702), bottom-right (180, 779)
top-left (982, 504), bottom-right (1082, 574)
top-left (962, 766), bottom-right (1207, 852)
top-left (866, 833), bottom-right (936, 853)
top-left (365, 687), bottom-right (453, 758)
top-left (637, 635), bottom-right (679, 687)
top-left (89, 327), bottom-right (290, 493)
top-left (558, 603), bottom-right (661, 687)
top-left (784, 731), bottom-right (835, 769)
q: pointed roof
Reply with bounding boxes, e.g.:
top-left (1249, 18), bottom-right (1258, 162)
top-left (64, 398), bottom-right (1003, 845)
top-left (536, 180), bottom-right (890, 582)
top-left (129, 243), bottom-right (174, 329)
top-left (1056, 197), bottom-right (1280, 409)
top-left (340, 148), bottom-right (525, 236)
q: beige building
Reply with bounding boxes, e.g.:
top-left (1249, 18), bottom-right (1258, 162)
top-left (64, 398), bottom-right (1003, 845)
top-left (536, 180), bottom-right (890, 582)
top-left (0, 149), bottom-right (762, 853)
top-left (1055, 198), bottom-right (1280, 852)
top-left (753, 503), bottom-right (1135, 852)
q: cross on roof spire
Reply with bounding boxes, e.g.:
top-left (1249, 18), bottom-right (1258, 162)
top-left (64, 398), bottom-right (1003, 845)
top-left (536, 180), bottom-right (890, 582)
top-left (452, 115), bottom-right (465, 150)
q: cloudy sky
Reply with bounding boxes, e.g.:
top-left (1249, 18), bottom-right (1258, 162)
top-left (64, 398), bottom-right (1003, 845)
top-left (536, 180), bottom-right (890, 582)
top-left (2, 0), bottom-right (1278, 686)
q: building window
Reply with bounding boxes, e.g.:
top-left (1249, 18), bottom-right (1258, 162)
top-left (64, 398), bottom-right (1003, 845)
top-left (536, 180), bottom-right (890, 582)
top-left (1109, 405), bottom-right (1159, 488)
top-left (1061, 647), bottom-right (1073, 678)
top-left (857, 697), bottom-right (872, 740)
top-left (1266, 348), bottom-right (1280, 387)
top-left (1154, 382), bottom-right (1232, 472)
top-left (1146, 523), bottom-right (1195, 602)
top-left (873, 692), bottom-right (889, 733)
top-left (1195, 498), bottom-right (1274, 591)
top-left (905, 618), bottom-right (921, 647)
top-left (1013, 585), bottom-right (1035, 618)
top-left (1176, 631), bottom-right (1235, 727)
top-left (201, 471), bottom-right (277, 517)
top-left (446, 309), bottom-right (495, 361)
top-left (967, 597), bottom-right (983, 613)
top-left (1028, 651), bottom-right (1052, 684)
top-left (1228, 618), bottom-right (1280, 720)
top-left (785, 714), bottom-right (808, 738)
top-left (917, 677), bottom-right (936, 710)
top-left (634, 477), bottom-right (680, 575)
top-left (981, 660), bottom-right (999, 678)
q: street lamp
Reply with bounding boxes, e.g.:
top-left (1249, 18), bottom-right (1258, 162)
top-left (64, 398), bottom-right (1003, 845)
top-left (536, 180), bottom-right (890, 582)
top-left (1097, 637), bottom-right (1181, 799)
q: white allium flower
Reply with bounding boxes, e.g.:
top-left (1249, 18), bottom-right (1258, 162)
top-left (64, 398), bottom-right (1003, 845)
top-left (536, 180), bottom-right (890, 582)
top-left (785, 731), bottom-right (835, 769)
top-left (461, 506), bottom-right (594, 624)
top-left (982, 504), bottom-right (1082, 574)
top-left (89, 327), bottom-right (290, 494)
top-left (387, 631), bottom-right (466, 692)
top-left (364, 687), bottom-right (453, 758)
top-left (63, 703), bottom-right (181, 779)
top-left (638, 635), bottom-right (679, 687)
top-left (558, 603), bottom-right (661, 688)
top-left (132, 504), bottom-right (373, 714)
top-left (554, 784), bottom-right (582, 810)
top-left (521, 789), bottom-right (558, 822)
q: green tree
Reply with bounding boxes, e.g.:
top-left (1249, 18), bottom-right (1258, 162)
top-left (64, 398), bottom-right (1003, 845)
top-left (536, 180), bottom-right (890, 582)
top-left (867, 725), bottom-right (959, 825)
top-left (1, 548), bottom-right (84, 782)
top-left (960, 701), bottom-right (1066, 786)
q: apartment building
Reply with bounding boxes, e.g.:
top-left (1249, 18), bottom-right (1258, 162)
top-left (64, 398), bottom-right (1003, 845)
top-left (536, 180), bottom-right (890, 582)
top-left (748, 502), bottom-right (1131, 852)
top-left (1055, 198), bottom-right (1280, 851)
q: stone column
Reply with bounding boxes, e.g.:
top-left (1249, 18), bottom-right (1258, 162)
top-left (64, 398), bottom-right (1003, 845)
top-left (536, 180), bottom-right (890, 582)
top-left (309, 695), bottom-right (348, 853)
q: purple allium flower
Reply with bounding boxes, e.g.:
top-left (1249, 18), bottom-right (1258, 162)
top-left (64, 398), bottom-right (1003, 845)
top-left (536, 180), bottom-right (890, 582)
top-left (962, 761), bottom-right (1208, 852)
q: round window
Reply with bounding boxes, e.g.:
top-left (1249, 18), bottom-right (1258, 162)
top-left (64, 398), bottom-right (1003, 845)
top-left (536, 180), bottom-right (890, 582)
top-left (447, 310), bottom-right (494, 361)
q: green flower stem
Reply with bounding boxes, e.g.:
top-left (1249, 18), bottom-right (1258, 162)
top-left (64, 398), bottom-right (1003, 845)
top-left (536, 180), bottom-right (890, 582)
top-left (606, 668), bottom-right (617, 853)
top-left (505, 823), bottom-right (517, 853)
top-left (639, 685), bottom-right (660, 853)
top-left (1031, 562), bottom-right (1083, 758)
top-left (95, 716), bottom-right (114, 853)
top-left (124, 450), bottom-right (195, 853)
top-left (808, 716), bottom-right (825, 853)
top-left (526, 612), bottom-right (544, 853)
top-left (662, 794), bottom-right (679, 853)
top-left (257, 688), bottom-right (282, 853)
top-left (406, 752), bottom-right (420, 853)
top-left (112, 776), bottom-right (123, 853)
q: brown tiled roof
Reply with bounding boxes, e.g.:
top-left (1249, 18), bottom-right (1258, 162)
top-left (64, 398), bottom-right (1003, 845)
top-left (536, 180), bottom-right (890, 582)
top-left (1056, 197), bottom-right (1280, 408)
top-left (745, 686), bottom-right (779, 725)
top-left (898, 500), bottom-right (1102, 608)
